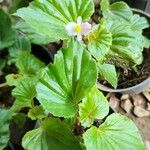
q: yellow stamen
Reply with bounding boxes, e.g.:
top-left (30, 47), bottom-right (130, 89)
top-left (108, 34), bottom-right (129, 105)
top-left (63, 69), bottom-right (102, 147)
top-left (75, 25), bottom-right (81, 33)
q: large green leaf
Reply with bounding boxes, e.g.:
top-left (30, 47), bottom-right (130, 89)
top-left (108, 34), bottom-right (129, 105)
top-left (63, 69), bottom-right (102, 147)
top-left (0, 109), bottom-right (12, 150)
top-left (15, 21), bottom-right (51, 45)
top-left (87, 22), bottom-right (112, 61)
top-left (108, 23), bottom-right (143, 65)
top-left (98, 63), bottom-right (118, 88)
top-left (83, 113), bottom-right (146, 150)
top-left (79, 87), bottom-right (109, 127)
top-left (14, 0), bottom-right (94, 42)
top-left (0, 9), bottom-right (16, 50)
top-left (36, 39), bottom-right (97, 118)
top-left (101, 0), bottom-right (132, 22)
top-left (22, 118), bottom-right (82, 150)
top-left (12, 78), bottom-right (37, 111)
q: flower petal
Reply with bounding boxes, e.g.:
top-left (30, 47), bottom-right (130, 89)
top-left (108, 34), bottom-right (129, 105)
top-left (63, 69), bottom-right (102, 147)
top-left (77, 16), bottom-right (82, 25)
top-left (81, 22), bottom-right (92, 35)
top-left (65, 22), bottom-right (77, 36)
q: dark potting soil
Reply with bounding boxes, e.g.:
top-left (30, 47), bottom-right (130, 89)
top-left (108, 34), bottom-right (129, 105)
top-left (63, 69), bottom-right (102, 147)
top-left (117, 48), bottom-right (150, 88)
top-left (116, 24), bottom-right (150, 88)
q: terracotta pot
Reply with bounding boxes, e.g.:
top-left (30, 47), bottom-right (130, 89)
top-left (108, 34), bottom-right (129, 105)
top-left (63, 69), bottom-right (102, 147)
top-left (98, 9), bottom-right (150, 95)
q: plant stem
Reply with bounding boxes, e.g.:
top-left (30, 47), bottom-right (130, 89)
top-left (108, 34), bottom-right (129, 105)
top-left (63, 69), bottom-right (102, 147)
top-left (0, 82), bottom-right (7, 88)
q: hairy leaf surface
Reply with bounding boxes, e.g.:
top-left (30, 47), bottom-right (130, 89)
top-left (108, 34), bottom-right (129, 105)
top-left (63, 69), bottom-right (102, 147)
top-left (87, 23), bottom-right (112, 61)
top-left (14, 0), bottom-right (94, 42)
top-left (83, 113), bottom-right (146, 150)
top-left (98, 63), bottom-right (118, 88)
top-left (79, 87), bottom-right (109, 127)
top-left (36, 39), bottom-right (97, 117)
top-left (101, 0), bottom-right (132, 22)
top-left (22, 118), bottom-right (82, 150)
top-left (12, 78), bottom-right (37, 111)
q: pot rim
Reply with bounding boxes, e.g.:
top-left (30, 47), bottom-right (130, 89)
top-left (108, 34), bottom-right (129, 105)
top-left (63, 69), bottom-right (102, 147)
top-left (97, 77), bottom-right (150, 95)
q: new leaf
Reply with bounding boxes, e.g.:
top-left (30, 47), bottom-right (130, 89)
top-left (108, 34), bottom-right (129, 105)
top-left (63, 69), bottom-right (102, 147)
top-left (87, 22), bottom-right (112, 61)
top-left (79, 87), bottom-right (109, 127)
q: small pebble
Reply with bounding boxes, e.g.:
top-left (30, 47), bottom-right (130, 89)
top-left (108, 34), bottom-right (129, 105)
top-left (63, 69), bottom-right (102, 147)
top-left (109, 95), bottom-right (119, 111)
top-left (132, 94), bottom-right (146, 107)
top-left (121, 99), bottom-right (133, 113)
top-left (134, 106), bottom-right (150, 118)
top-left (145, 140), bottom-right (150, 150)
top-left (121, 94), bottom-right (129, 100)
top-left (147, 103), bottom-right (150, 111)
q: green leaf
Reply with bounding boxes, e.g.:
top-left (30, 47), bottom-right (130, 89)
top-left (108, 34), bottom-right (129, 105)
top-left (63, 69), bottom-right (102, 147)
top-left (130, 14), bottom-right (149, 32)
top-left (28, 106), bottom-right (46, 120)
top-left (83, 113), bottom-right (146, 150)
top-left (6, 74), bottom-right (24, 86)
top-left (98, 63), bottom-right (118, 88)
top-left (9, 36), bottom-right (31, 59)
top-left (14, 0), bottom-right (94, 42)
top-left (12, 78), bottom-right (37, 111)
top-left (79, 87), bottom-right (109, 127)
top-left (15, 21), bottom-right (51, 45)
top-left (100, 1), bottom-right (148, 67)
top-left (108, 23), bottom-right (143, 65)
top-left (16, 52), bottom-right (45, 77)
top-left (22, 118), bottom-right (82, 150)
top-left (6, 52), bottom-right (45, 86)
top-left (0, 9), bottom-right (16, 50)
top-left (36, 39), bottom-right (97, 118)
top-left (0, 109), bottom-right (12, 150)
top-left (142, 36), bottom-right (150, 48)
top-left (87, 22), bottom-right (112, 61)
top-left (101, 0), bottom-right (133, 22)
top-left (0, 59), bottom-right (6, 70)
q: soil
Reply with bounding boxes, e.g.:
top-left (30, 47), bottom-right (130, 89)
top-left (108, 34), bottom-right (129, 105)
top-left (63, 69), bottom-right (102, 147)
top-left (117, 48), bottom-right (150, 88)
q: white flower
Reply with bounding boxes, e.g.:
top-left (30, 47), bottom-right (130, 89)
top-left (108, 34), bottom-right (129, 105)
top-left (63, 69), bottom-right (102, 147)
top-left (65, 16), bottom-right (91, 41)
